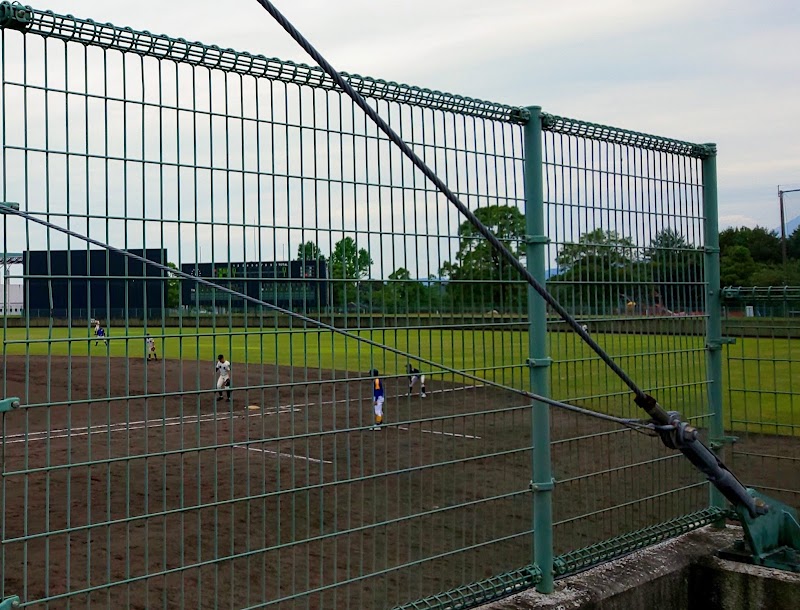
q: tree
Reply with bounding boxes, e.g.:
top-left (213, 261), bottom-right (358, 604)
top-left (297, 241), bottom-right (325, 262)
top-left (744, 260), bottom-right (800, 287)
top-left (440, 205), bottom-right (526, 311)
top-left (166, 262), bottom-right (180, 308)
top-left (643, 229), bottom-right (703, 312)
top-left (383, 267), bottom-right (426, 313)
top-left (719, 226), bottom-right (782, 265)
top-left (549, 229), bottom-right (638, 314)
top-left (787, 226), bottom-right (800, 261)
top-left (720, 245), bottom-right (757, 286)
top-left (328, 237), bottom-right (372, 307)
top-left (556, 228), bottom-right (636, 269)
top-left (643, 228), bottom-right (688, 262)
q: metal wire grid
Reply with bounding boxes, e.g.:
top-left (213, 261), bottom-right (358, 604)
top-left (0, 17), bottom-right (534, 610)
top-left (541, 131), bottom-right (712, 556)
top-left (724, 296), bottom-right (800, 509)
top-left (0, 4), bottom-right (743, 610)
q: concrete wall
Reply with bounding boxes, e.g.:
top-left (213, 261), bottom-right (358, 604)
top-left (477, 526), bottom-right (799, 610)
top-left (690, 556), bottom-right (800, 610)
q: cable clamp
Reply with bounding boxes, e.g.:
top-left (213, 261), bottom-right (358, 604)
top-left (0, 201), bottom-right (20, 214)
top-left (650, 410), bottom-right (699, 450)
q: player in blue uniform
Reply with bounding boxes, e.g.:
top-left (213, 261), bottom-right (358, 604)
top-left (371, 369), bottom-right (384, 431)
top-left (94, 321), bottom-right (108, 347)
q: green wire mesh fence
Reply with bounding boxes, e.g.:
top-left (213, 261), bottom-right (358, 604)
top-left (542, 128), bottom-right (715, 558)
top-left (722, 286), bottom-right (800, 509)
top-left (0, 3), bottom-right (754, 609)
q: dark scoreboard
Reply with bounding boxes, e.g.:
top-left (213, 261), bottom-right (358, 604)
top-left (24, 249), bottom-right (167, 314)
top-left (180, 260), bottom-right (328, 310)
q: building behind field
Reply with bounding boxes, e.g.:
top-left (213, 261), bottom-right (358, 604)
top-left (181, 260), bottom-right (328, 313)
top-left (24, 249), bottom-right (168, 319)
top-left (1, 283), bottom-right (23, 315)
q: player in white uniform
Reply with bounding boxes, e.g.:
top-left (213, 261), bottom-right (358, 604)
top-left (215, 354), bottom-right (232, 401)
top-left (146, 334), bottom-right (158, 362)
top-left (407, 363), bottom-right (427, 398)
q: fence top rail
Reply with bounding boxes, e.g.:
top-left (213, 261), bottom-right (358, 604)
top-left (722, 285), bottom-right (800, 301)
top-left (0, 2), bottom-right (529, 124)
top-left (541, 113), bottom-right (713, 159)
top-left (1, 2), bottom-right (710, 155)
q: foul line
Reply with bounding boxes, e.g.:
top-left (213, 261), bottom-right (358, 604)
top-left (2, 405), bottom-right (301, 446)
top-left (3, 384), bottom-right (484, 446)
top-left (396, 426), bottom-right (481, 440)
top-left (233, 444), bottom-right (332, 464)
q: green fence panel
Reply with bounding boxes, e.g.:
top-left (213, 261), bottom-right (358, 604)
top-left (0, 3), bottom-right (744, 609)
top-left (0, 5), bottom-right (531, 608)
top-left (540, 116), bottom-right (713, 559)
top-left (722, 287), bottom-right (800, 509)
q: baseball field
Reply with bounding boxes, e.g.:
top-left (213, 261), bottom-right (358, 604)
top-left (3, 325), bottom-right (798, 430)
top-left (0, 325), bottom-right (797, 608)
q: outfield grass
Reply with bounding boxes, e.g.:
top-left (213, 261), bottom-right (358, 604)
top-left (2, 325), bottom-right (796, 433)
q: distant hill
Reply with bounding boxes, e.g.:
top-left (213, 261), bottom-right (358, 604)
top-left (782, 214), bottom-right (800, 237)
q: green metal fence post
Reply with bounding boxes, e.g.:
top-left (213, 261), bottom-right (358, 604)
top-left (524, 106), bottom-right (554, 593)
top-left (702, 145), bottom-right (727, 516)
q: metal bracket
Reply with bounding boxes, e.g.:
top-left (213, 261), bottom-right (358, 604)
top-left (709, 435), bottom-right (738, 451)
top-left (0, 596), bottom-right (20, 610)
top-left (0, 397), bottom-right (21, 413)
top-left (719, 489), bottom-right (800, 572)
top-left (692, 142), bottom-right (717, 159)
top-left (706, 337), bottom-right (735, 351)
top-left (530, 478), bottom-right (555, 492)
top-left (508, 107), bottom-right (531, 124)
top-left (524, 234), bottom-right (550, 246)
top-left (0, 2), bottom-right (32, 33)
top-left (0, 201), bottom-right (20, 214)
top-left (526, 357), bottom-right (552, 368)
top-left (703, 246), bottom-right (721, 254)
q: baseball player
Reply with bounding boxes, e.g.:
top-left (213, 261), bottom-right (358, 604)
top-left (215, 354), bottom-right (232, 401)
top-left (371, 368), bottom-right (384, 431)
top-left (406, 363), bottom-right (427, 398)
top-left (94, 321), bottom-right (107, 347)
top-left (146, 334), bottom-right (158, 362)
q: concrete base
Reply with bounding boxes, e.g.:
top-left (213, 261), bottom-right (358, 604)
top-left (476, 526), bottom-right (800, 610)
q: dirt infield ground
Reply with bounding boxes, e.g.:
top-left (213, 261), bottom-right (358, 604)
top-left (1, 355), bottom-right (797, 609)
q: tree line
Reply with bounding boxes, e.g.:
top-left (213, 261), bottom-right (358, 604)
top-left (719, 225), bottom-right (800, 286)
top-left (294, 205), bottom-right (709, 314)
top-left (166, 205), bottom-right (799, 313)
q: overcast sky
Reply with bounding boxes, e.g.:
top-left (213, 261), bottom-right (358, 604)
top-left (30, 0), bottom-right (797, 231)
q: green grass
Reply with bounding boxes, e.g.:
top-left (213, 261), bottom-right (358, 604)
top-left (2, 325), bottom-right (797, 434)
